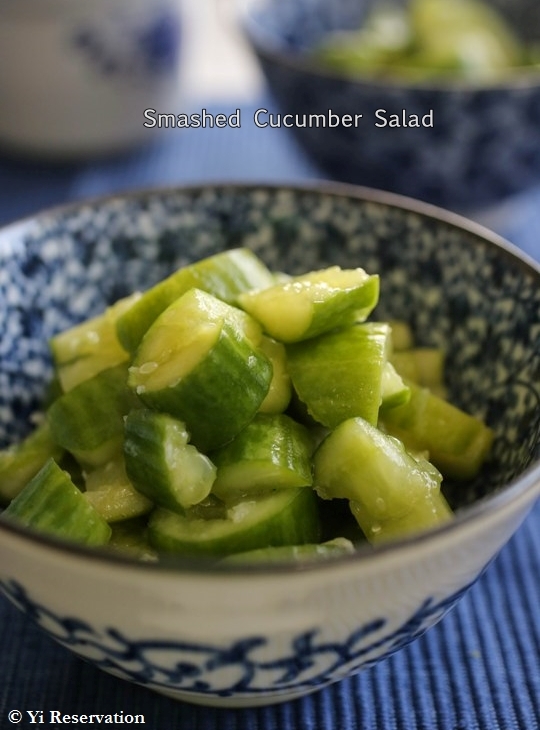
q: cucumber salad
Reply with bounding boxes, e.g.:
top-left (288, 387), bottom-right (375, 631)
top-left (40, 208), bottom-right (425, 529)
top-left (314, 0), bottom-right (539, 82)
top-left (0, 249), bottom-right (493, 563)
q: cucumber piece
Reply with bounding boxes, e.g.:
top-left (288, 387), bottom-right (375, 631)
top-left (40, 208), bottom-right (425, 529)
top-left (148, 487), bottom-right (321, 557)
top-left (238, 266), bottom-right (379, 343)
top-left (3, 459), bottom-right (111, 546)
top-left (380, 362), bottom-right (410, 411)
top-left (258, 337), bottom-right (292, 414)
top-left (50, 293), bottom-right (138, 392)
top-left (287, 323), bottom-right (390, 428)
top-left (124, 409), bottom-right (216, 512)
top-left (391, 348), bottom-right (445, 389)
top-left (210, 413), bottom-right (313, 500)
top-left (380, 382), bottom-right (494, 480)
top-left (47, 364), bottom-right (140, 468)
top-left (220, 537), bottom-right (355, 565)
top-left (0, 420), bottom-right (64, 505)
top-left (389, 320), bottom-right (415, 351)
top-left (313, 417), bottom-right (451, 543)
top-left (128, 289), bottom-right (272, 452)
top-left (410, 0), bottom-right (524, 75)
top-left (349, 489), bottom-right (453, 544)
top-left (83, 457), bottom-right (154, 523)
top-left (314, 4), bottom-right (412, 76)
top-left (116, 248), bottom-right (275, 353)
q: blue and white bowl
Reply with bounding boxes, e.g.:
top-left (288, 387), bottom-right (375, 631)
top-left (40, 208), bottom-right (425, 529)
top-left (0, 0), bottom-right (182, 158)
top-left (0, 183), bottom-right (539, 707)
top-left (243, 0), bottom-right (540, 211)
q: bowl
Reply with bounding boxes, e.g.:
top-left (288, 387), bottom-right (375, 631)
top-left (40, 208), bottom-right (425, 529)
top-left (0, 182), bottom-right (539, 708)
top-left (242, 0), bottom-right (540, 211)
top-left (0, 0), bottom-right (182, 159)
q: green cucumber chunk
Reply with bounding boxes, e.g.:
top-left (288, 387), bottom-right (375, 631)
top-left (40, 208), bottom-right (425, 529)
top-left (258, 337), bottom-right (292, 414)
top-left (313, 417), bottom-right (451, 543)
top-left (148, 487), bottom-right (321, 557)
top-left (314, 0), bottom-right (526, 81)
top-left (380, 362), bottom-right (411, 411)
top-left (238, 266), bottom-right (379, 343)
top-left (3, 459), bottom-right (111, 546)
top-left (210, 413), bottom-right (313, 500)
top-left (128, 288), bottom-right (272, 452)
top-left (391, 348), bottom-right (445, 388)
top-left (83, 457), bottom-right (153, 523)
top-left (314, 4), bottom-right (412, 76)
top-left (410, 0), bottom-right (524, 76)
top-left (0, 420), bottom-right (64, 505)
top-left (124, 409), bottom-right (216, 512)
top-left (116, 248), bottom-right (275, 352)
top-left (220, 537), bottom-right (355, 565)
top-left (47, 364), bottom-right (140, 468)
top-left (287, 323), bottom-right (390, 428)
top-left (349, 490), bottom-right (452, 544)
top-left (389, 320), bottom-right (415, 351)
top-left (380, 382), bottom-right (494, 480)
top-left (50, 294), bottom-right (138, 393)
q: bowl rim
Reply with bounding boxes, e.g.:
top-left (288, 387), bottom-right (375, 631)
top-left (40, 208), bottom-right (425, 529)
top-left (241, 0), bottom-right (540, 92)
top-left (0, 179), bottom-right (539, 577)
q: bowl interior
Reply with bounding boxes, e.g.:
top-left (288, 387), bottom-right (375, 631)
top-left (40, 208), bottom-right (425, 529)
top-left (245, 0), bottom-right (540, 58)
top-left (0, 185), bottom-right (539, 512)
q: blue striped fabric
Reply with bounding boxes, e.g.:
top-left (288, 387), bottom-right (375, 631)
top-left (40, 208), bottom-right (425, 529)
top-left (0, 98), bottom-right (538, 728)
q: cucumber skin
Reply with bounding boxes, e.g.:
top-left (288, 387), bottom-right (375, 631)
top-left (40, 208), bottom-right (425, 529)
top-left (3, 459), bottom-right (111, 546)
top-left (124, 409), bottom-right (216, 512)
top-left (47, 364), bottom-right (140, 468)
top-left (210, 413), bottom-right (314, 499)
top-left (148, 488), bottom-right (321, 557)
top-left (117, 248), bottom-right (275, 353)
top-left (287, 323), bottom-right (390, 429)
top-left (128, 292), bottom-right (273, 452)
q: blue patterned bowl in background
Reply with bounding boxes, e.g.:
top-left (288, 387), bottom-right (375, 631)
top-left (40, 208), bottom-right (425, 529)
top-left (242, 0), bottom-right (540, 212)
top-left (0, 183), bottom-right (539, 707)
top-left (0, 0), bottom-right (182, 158)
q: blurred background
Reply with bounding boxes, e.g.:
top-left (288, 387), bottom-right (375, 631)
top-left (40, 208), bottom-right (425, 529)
top-left (0, 0), bottom-right (539, 261)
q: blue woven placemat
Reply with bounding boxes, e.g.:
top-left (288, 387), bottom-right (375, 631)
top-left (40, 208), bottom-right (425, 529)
top-left (0, 98), bottom-right (538, 730)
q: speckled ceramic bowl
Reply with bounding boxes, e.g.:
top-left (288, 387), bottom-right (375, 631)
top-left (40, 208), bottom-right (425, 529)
top-left (0, 183), bottom-right (539, 707)
top-left (243, 0), bottom-right (540, 210)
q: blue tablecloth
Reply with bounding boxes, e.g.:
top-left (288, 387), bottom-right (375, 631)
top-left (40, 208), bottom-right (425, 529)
top-left (0, 98), bottom-right (539, 730)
